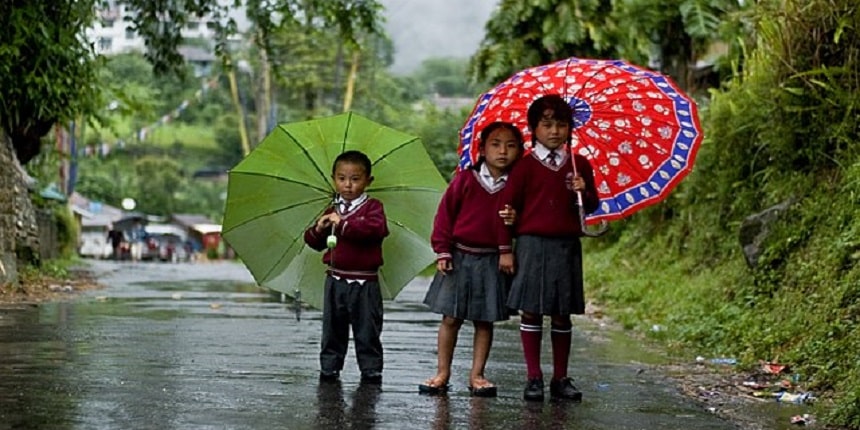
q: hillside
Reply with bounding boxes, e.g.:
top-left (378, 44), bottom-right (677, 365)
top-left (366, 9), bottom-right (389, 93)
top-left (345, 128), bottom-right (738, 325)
top-left (584, 2), bottom-right (860, 427)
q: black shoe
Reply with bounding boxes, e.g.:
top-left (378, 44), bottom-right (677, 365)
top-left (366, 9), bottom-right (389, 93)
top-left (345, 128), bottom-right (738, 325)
top-left (523, 378), bottom-right (544, 401)
top-left (550, 377), bottom-right (582, 401)
top-left (360, 371), bottom-right (383, 384)
top-left (319, 370), bottom-right (340, 382)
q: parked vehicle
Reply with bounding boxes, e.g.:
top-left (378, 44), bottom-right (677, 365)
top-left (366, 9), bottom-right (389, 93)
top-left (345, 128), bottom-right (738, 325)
top-left (79, 226), bottom-right (112, 259)
top-left (150, 234), bottom-right (190, 263)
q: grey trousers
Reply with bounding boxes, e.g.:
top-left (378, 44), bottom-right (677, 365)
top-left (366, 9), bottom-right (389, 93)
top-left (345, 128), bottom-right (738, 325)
top-left (320, 275), bottom-right (384, 375)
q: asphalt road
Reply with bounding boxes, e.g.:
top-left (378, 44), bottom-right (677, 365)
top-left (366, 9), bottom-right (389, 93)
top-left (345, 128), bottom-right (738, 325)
top-left (0, 260), bottom-right (800, 429)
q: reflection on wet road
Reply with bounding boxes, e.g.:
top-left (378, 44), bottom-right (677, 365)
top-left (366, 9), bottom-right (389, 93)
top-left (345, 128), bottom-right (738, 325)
top-left (0, 260), bottom-right (784, 429)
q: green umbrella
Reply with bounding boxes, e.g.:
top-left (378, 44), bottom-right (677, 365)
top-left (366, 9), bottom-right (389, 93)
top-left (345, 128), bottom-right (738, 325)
top-left (222, 112), bottom-right (447, 310)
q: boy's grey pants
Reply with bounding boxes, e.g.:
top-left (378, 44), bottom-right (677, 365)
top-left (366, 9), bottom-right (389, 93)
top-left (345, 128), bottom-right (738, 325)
top-left (320, 275), bottom-right (383, 375)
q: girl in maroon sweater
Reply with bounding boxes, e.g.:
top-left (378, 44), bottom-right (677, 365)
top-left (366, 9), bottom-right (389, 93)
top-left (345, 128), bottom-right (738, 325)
top-left (419, 122), bottom-right (522, 397)
top-left (304, 150), bottom-right (390, 384)
top-left (501, 95), bottom-right (599, 402)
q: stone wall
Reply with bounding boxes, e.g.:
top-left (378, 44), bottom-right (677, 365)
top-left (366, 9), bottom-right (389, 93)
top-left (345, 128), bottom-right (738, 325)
top-left (0, 131), bottom-right (40, 285)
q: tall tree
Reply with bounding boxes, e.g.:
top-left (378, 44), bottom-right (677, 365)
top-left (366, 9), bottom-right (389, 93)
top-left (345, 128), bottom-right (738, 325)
top-left (470, 0), bottom-right (744, 90)
top-left (0, 0), bottom-right (384, 165)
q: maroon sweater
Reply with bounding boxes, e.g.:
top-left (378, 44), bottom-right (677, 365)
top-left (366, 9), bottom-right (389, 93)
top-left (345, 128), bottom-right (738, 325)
top-left (500, 150), bottom-right (599, 242)
top-left (432, 169), bottom-right (511, 261)
top-left (303, 197), bottom-right (389, 280)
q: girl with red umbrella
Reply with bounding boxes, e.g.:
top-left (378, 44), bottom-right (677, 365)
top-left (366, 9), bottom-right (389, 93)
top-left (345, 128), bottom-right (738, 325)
top-left (500, 95), bottom-right (599, 402)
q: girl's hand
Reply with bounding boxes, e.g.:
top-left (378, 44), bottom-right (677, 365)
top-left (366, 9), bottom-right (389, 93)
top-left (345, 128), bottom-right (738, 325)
top-left (437, 259), bottom-right (453, 273)
top-left (499, 253), bottom-right (515, 275)
top-left (566, 173), bottom-right (586, 192)
top-left (498, 204), bottom-right (516, 225)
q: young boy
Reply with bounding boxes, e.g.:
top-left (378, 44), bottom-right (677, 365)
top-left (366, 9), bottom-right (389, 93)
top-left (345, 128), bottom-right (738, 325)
top-left (303, 150), bottom-right (390, 384)
top-left (500, 94), bottom-right (599, 402)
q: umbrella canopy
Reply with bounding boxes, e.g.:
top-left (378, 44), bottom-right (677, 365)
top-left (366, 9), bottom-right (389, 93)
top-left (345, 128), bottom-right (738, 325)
top-left (222, 112), bottom-right (447, 310)
top-left (459, 57), bottom-right (703, 224)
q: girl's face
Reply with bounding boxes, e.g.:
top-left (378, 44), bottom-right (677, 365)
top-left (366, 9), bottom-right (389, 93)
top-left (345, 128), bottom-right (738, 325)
top-left (480, 127), bottom-right (521, 174)
top-left (332, 161), bottom-right (372, 201)
top-left (533, 109), bottom-right (570, 150)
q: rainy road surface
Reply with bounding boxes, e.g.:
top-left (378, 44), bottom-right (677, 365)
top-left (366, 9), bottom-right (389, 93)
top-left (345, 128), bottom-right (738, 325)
top-left (0, 260), bottom-right (804, 429)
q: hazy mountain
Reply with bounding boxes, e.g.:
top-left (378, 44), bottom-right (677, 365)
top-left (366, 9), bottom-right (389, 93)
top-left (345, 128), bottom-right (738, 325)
top-left (380, 0), bottom-right (497, 74)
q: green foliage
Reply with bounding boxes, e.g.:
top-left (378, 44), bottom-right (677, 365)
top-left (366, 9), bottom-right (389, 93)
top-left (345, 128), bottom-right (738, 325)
top-left (18, 259), bottom-right (70, 281)
top-left (0, 0), bottom-right (102, 162)
top-left (133, 156), bottom-right (183, 215)
top-left (53, 205), bottom-right (78, 258)
top-left (584, 0), bottom-right (860, 426)
top-left (471, 0), bottom-right (744, 89)
top-left (412, 58), bottom-right (478, 97)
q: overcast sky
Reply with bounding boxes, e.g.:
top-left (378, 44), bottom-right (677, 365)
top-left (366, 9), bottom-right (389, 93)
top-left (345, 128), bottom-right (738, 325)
top-left (230, 1), bottom-right (497, 75)
top-left (379, 0), bottom-right (497, 74)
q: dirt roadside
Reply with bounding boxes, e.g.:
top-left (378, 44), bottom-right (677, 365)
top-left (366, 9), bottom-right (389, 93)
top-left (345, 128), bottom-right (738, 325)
top-left (0, 266), bottom-right (104, 304)
top-left (582, 304), bottom-right (833, 430)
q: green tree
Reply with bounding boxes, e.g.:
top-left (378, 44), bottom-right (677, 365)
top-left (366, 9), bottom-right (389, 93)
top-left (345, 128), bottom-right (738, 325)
top-left (471, 0), bottom-right (744, 90)
top-left (0, 0), bottom-right (384, 165)
top-left (133, 156), bottom-right (183, 215)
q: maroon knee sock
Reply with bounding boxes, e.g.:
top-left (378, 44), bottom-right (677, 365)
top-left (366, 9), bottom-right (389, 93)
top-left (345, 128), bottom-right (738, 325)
top-left (520, 320), bottom-right (543, 380)
top-left (550, 324), bottom-right (572, 379)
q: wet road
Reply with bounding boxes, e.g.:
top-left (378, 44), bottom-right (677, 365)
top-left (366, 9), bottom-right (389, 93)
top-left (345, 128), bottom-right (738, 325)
top-left (0, 260), bottom-right (797, 429)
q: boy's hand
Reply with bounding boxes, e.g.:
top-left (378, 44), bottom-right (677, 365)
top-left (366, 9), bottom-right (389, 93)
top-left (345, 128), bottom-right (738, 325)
top-left (437, 259), bottom-right (453, 273)
top-left (499, 253), bottom-right (515, 275)
top-left (566, 173), bottom-right (586, 192)
top-left (315, 213), bottom-right (342, 232)
top-left (499, 204), bottom-right (516, 225)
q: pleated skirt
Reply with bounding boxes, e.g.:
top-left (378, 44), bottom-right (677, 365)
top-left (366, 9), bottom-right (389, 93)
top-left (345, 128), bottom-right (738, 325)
top-left (506, 235), bottom-right (585, 315)
top-left (423, 249), bottom-right (510, 322)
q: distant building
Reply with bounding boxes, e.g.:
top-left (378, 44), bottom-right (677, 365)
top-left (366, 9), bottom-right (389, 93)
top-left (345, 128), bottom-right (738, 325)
top-left (87, 2), bottom-right (218, 55)
top-left (86, 1), bottom-right (224, 76)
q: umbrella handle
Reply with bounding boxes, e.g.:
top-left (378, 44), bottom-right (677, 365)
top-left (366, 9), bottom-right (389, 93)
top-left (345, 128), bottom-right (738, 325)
top-left (570, 154), bottom-right (608, 237)
top-left (294, 289), bottom-right (302, 322)
top-left (577, 192), bottom-right (609, 237)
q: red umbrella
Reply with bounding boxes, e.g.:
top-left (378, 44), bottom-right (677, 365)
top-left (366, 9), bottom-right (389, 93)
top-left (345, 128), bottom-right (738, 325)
top-left (459, 57), bottom-right (703, 227)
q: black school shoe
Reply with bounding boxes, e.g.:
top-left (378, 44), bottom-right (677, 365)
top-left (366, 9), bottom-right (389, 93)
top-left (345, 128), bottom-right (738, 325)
top-left (549, 377), bottom-right (583, 401)
top-left (360, 371), bottom-right (383, 384)
top-left (319, 370), bottom-right (340, 382)
top-left (523, 378), bottom-right (544, 401)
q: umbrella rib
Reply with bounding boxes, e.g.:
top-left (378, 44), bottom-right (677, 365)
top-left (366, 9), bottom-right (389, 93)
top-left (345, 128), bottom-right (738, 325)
top-left (261, 232), bottom-right (307, 283)
top-left (225, 195), bottom-right (331, 232)
top-left (371, 137), bottom-right (422, 166)
top-left (369, 185), bottom-right (442, 193)
top-left (232, 171), bottom-right (333, 194)
top-left (280, 128), bottom-right (334, 191)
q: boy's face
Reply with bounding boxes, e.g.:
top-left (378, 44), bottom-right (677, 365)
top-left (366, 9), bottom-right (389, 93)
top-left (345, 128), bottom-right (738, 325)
top-left (332, 161), bottom-right (372, 201)
top-left (534, 109), bottom-right (570, 150)
top-left (480, 127), bottom-right (521, 172)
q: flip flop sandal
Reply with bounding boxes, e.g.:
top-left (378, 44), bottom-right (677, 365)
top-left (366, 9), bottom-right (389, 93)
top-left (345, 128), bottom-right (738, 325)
top-left (418, 381), bottom-right (450, 395)
top-left (468, 384), bottom-right (498, 398)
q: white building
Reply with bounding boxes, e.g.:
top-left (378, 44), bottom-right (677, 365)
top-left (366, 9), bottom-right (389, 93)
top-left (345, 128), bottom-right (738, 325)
top-left (87, 2), bottom-right (219, 56)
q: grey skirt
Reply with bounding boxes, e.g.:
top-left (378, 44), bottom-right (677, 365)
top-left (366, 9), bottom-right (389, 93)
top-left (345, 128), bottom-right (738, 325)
top-left (423, 249), bottom-right (511, 322)
top-left (506, 235), bottom-right (585, 315)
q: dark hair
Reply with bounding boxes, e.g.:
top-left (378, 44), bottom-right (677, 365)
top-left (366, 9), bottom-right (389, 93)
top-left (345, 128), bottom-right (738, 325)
top-left (527, 94), bottom-right (573, 140)
top-left (479, 122), bottom-right (525, 151)
top-left (333, 150), bottom-right (372, 176)
top-left (472, 121), bottom-right (525, 170)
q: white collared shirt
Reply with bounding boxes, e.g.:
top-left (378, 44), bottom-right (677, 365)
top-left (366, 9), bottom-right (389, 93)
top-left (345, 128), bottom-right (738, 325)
top-left (532, 142), bottom-right (563, 164)
top-left (334, 193), bottom-right (368, 215)
top-left (478, 163), bottom-right (508, 193)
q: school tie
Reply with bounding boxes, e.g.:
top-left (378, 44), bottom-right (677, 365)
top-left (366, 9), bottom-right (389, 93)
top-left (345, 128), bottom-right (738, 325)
top-left (546, 152), bottom-right (558, 167)
top-left (340, 201), bottom-right (351, 214)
